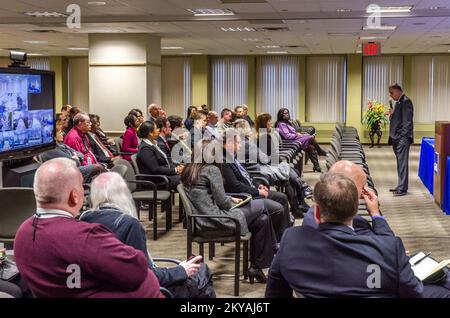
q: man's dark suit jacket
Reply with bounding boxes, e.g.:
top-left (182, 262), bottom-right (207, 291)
top-left (389, 94), bottom-right (414, 143)
top-left (156, 136), bottom-right (174, 165)
top-left (221, 161), bottom-right (260, 197)
top-left (265, 219), bottom-right (424, 298)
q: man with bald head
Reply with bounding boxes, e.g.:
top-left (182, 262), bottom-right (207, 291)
top-left (14, 158), bottom-right (163, 298)
top-left (302, 160), bottom-right (394, 236)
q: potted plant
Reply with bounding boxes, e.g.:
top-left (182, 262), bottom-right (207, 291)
top-left (363, 100), bottom-right (389, 148)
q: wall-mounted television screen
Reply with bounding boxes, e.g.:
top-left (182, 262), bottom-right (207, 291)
top-left (0, 67), bottom-right (55, 160)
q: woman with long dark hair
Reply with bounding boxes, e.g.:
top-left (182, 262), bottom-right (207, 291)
top-left (181, 139), bottom-right (278, 284)
top-left (275, 108), bottom-right (325, 172)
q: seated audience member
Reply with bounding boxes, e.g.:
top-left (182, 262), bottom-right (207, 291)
top-left (266, 172), bottom-right (450, 298)
top-left (182, 140), bottom-right (279, 283)
top-left (121, 113), bottom-right (140, 161)
top-left (302, 160), bottom-right (390, 235)
top-left (61, 105), bottom-right (72, 119)
top-left (129, 108), bottom-right (145, 126)
top-left (64, 112), bottom-right (98, 166)
top-left (235, 105), bottom-right (254, 128)
top-left (200, 104), bottom-right (210, 112)
top-left (13, 158), bottom-right (163, 298)
top-left (184, 106), bottom-right (197, 131)
top-left (41, 125), bottom-right (105, 183)
top-left (80, 172), bottom-right (215, 297)
top-left (88, 114), bottom-right (115, 167)
top-left (190, 112), bottom-right (207, 149)
top-left (155, 117), bottom-right (174, 160)
top-left (88, 114), bottom-right (117, 155)
top-left (217, 108), bottom-right (233, 133)
top-left (167, 115), bottom-right (192, 160)
top-left (221, 128), bottom-right (292, 241)
top-left (64, 105), bottom-right (81, 135)
top-left (275, 108), bottom-right (326, 172)
top-left (234, 119), bottom-right (309, 218)
top-left (137, 120), bottom-right (183, 190)
top-left (55, 112), bottom-right (69, 138)
top-left (148, 103), bottom-right (162, 122)
top-left (204, 111), bottom-right (219, 140)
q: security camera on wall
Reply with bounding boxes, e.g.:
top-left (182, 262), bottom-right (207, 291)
top-left (8, 51), bottom-right (30, 68)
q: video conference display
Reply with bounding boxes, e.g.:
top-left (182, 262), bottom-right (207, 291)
top-left (0, 69), bottom-right (54, 155)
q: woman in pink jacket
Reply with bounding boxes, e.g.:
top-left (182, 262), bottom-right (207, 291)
top-left (121, 113), bottom-right (140, 161)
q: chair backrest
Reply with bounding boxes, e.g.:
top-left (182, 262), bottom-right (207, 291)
top-left (112, 158), bottom-right (137, 192)
top-left (110, 164), bottom-right (127, 177)
top-left (176, 184), bottom-right (193, 218)
top-left (159, 287), bottom-right (174, 298)
top-left (0, 188), bottom-right (36, 240)
top-left (114, 137), bottom-right (124, 153)
top-left (130, 154), bottom-right (140, 174)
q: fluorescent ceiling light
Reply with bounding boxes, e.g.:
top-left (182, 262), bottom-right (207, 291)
top-left (183, 52), bottom-right (202, 55)
top-left (256, 45), bottom-right (280, 48)
top-left (88, 1), bottom-right (106, 5)
top-left (336, 9), bottom-right (351, 12)
top-left (366, 6), bottom-right (413, 13)
top-left (24, 40), bottom-right (48, 44)
top-left (24, 11), bottom-right (67, 17)
top-left (161, 46), bottom-right (184, 50)
top-left (267, 51), bottom-right (287, 54)
top-left (221, 27), bottom-right (256, 32)
top-left (242, 38), bottom-right (266, 42)
top-left (188, 8), bottom-right (234, 16)
top-left (68, 47), bottom-right (89, 50)
top-left (359, 36), bottom-right (387, 40)
top-left (363, 25), bottom-right (397, 31)
top-left (27, 53), bottom-right (43, 56)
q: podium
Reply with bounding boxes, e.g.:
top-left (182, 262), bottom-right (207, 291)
top-left (434, 121), bottom-right (450, 206)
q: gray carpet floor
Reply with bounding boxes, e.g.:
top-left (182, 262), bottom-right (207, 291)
top-left (142, 144), bottom-right (450, 297)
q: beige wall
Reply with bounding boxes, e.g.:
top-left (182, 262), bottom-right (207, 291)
top-left (68, 57), bottom-right (89, 112)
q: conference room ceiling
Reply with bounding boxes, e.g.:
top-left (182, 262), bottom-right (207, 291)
top-left (0, 0), bottom-right (450, 56)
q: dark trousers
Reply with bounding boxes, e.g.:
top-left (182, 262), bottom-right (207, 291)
top-left (422, 269), bottom-right (450, 298)
top-left (240, 199), bottom-right (277, 269)
top-left (267, 191), bottom-right (291, 241)
top-left (392, 138), bottom-right (411, 192)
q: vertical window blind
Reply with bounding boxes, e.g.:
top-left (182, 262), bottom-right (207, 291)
top-left (211, 56), bottom-right (248, 112)
top-left (162, 56), bottom-right (192, 117)
top-left (411, 55), bottom-right (450, 123)
top-left (306, 56), bottom-right (346, 123)
top-left (256, 56), bottom-right (299, 119)
top-left (26, 57), bottom-right (50, 70)
top-left (362, 55), bottom-right (403, 115)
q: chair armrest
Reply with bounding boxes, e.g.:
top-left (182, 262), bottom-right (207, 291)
top-left (136, 174), bottom-right (170, 189)
top-left (190, 214), bottom-right (242, 239)
top-left (153, 257), bottom-right (182, 265)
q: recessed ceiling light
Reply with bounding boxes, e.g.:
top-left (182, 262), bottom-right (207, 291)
top-left (256, 45), bottom-right (280, 48)
top-left (366, 6), bottom-right (413, 13)
top-left (27, 53), bottom-right (43, 56)
top-left (430, 6), bottom-right (446, 10)
top-left (24, 40), bottom-right (48, 44)
top-left (24, 11), bottom-right (67, 17)
top-left (336, 9), bottom-right (351, 12)
top-left (447, 49), bottom-right (450, 52)
top-left (67, 47), bottom-right (89, 50)
top-left (161, 46), bottom-right (184, 50)
top-left (88, 1), bottom-right (106, 5)
top-left (183, 52), bottom-right (202, 55)
top-left (188, 8), bottom-right (234, 16)
top-left (221, 27), bottom-right (255, 32)
top-left (267, 51), bottom-right (288, 54)
top-left (363, 25), bottom-right (397, 31)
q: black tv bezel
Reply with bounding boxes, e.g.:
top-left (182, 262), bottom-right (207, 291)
top-left (0, 67), bottom-right (56, 161)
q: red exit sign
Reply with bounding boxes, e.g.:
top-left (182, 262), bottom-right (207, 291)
top-left (363, 42), bottom-right (381, 56)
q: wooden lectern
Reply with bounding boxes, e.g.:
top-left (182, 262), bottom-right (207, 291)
top-left (434, 121), bottom-right (450, 206)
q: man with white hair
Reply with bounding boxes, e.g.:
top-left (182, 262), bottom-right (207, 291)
top-left (148, 103), bottom-right (162, 121)
top-left (204, 111), bottom-right (219, 140)
top-left (14, 158), bottom-right (163, 298)
top-left (80, 172), bottom-right (214, 298)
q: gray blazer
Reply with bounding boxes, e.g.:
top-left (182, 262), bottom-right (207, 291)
top-left (184, 165), bottom-right (249, 237)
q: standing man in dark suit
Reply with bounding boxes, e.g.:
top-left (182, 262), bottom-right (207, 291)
top-left (265, 172), bottom-right (450, 298)
top-left (388, 84), bottom-right (414, 196)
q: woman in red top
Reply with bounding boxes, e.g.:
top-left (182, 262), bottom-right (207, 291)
top-left (121, 113), bottom-right (140, 161)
